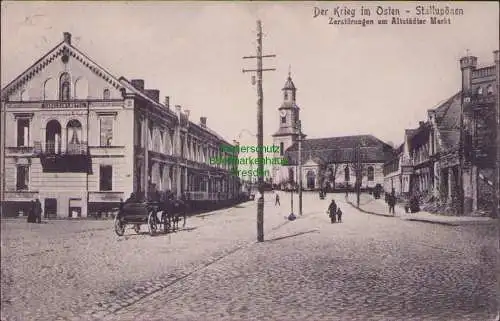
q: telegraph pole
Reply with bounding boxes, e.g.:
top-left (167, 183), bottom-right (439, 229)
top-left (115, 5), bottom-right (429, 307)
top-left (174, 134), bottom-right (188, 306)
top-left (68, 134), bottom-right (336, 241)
top-left (297, 120), bottom-right (303, 215)
top-left (243, 20), bottom-right (276, 242)
top-left (356, 144), bottom-right (361, 208)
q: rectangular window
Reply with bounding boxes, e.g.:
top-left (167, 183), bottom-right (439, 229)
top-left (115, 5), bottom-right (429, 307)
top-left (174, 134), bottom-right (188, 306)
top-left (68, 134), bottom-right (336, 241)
top-left (99, 165), bottom-right (113, 191)
top-left (16, 166), bottom-right (29, 190)
top-left (17, 119), bottom-right (30, 147)
top-left (281, 116), bottom-right (286, 124)
top-left (100, 117), bottom-right (113, 147)
top-left (280, 142), bottom-right (284, 156)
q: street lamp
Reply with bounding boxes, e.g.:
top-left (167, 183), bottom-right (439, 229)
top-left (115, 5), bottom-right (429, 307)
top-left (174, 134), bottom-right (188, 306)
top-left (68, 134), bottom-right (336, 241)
top-left (296, 120), bottom-right (303, 215)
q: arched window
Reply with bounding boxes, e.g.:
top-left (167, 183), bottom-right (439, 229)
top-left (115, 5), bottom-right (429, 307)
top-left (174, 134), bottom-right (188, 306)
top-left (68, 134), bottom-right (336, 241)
top-left (486, 85), bottom-right (494, 95)
top-left (103, 89), bottom-right (111, 100)
top-left (477, 87), bottom-right (483, 96)
top-left (284, 92), bottom-right (288, 100)
top-left (66, 119), bottom-right (83, 154)
top-left (60, 73), bottom-right (71, 101)
top-left (281, 116), bottom-right (286, 124)
top-left (46, 120), bottom-right (62, 154)
top-left (344, 166), bottom-right (350, 182)
top-left (367, 166), bottom-right (374, 181)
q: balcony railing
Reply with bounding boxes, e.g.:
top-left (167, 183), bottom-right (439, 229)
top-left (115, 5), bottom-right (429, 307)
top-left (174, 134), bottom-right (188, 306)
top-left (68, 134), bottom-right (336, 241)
top-left (67, 142), bottom-right (87, 155)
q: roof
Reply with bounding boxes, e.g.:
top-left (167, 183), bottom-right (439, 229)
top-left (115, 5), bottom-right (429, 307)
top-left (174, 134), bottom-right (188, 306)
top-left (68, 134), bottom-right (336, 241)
top-left (431, 92), bottom-right (461, 151)
top-left (285, 135), bottom-right (394, 164)
top-left (282, 76), bottom-right (296, 90)
top-left (1, 33), bottom-right (235, 147)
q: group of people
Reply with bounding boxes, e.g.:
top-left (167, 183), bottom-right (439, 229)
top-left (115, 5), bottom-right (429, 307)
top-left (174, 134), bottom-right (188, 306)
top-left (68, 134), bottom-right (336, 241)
top-left (27, 199), bottom-right (42, 223)
top-left (327, 199), bottom-right (343, 223)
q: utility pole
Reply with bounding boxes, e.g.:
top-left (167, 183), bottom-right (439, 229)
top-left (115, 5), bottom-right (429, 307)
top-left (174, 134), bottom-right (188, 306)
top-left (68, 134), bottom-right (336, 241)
top-left (297, 120), bottom-right (303, 215)
top-left (243, 20), bottom-right (276, 242)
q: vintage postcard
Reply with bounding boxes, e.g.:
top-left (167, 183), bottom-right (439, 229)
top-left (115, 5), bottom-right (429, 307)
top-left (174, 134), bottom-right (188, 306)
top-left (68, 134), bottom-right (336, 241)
top-left (1, 1), bottom-right (499, 320)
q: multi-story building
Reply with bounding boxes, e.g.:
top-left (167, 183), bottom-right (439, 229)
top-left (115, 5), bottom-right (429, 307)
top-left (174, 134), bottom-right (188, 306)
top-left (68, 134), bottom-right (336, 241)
top-left (383, 143), bottom-right (404, 196)
top-left (0, 32), bottom-right (240, 218)
top-left (383, 50), bottom-right (498, 216)
top-left (271, 72), bottom-right (394, 191)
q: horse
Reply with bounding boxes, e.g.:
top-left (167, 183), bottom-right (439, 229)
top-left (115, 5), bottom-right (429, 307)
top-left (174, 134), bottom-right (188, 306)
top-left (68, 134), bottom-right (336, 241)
top-left (159, 193), bottom-right (188, 232)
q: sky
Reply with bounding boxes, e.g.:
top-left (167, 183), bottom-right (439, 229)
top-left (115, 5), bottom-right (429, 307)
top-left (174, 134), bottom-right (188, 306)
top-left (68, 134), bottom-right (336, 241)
top-left (1, 1), bottom-right (499, 151)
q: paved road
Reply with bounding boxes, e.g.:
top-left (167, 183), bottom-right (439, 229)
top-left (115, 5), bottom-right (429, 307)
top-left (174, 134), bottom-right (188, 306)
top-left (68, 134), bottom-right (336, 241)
top-left (1, 192), bottom-right (498, 321)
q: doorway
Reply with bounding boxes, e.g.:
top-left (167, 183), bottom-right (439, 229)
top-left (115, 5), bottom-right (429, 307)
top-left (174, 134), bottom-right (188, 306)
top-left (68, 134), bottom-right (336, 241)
top-left (44, 198), bottom-right (57, 218)
top-left (68, 198), bottom-right (82, 218)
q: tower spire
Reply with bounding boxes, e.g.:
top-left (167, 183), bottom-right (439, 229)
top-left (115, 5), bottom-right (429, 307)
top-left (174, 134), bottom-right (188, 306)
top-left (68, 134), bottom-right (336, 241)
top-left (288, 64), bottom-right (291, 78)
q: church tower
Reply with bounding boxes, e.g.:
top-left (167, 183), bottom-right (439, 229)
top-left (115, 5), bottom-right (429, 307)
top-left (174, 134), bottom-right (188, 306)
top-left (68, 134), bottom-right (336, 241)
top-left (272, 68), bottom-right (305, 186)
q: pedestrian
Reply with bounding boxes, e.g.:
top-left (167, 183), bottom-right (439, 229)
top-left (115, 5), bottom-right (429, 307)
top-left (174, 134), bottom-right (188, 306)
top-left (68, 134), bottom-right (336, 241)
top-left (34, 198), bottom-right (42, 223)
top-left (275, 193), bottom-right (280, 206)
top-left (345, 189), bottom-right (349, 198)
top-left (27, 200), bottom-right (35, 223)
top-left (388, 194), bottom-right (396, 215)
top-left (327, 199), bottom-right (337, 223)
top-left (336, 207), bottom-right (343, 223)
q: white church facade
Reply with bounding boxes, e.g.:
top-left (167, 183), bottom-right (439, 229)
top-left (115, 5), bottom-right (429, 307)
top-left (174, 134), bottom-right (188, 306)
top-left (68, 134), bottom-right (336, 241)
top-left (271, 72), bottom-right (395, 191)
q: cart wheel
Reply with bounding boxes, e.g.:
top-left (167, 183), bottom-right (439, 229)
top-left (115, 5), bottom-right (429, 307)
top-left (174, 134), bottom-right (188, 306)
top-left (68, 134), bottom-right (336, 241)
top-left (134, 224), bottom-right (141, 234)
top-left (114, 217), bottom-right (125, 236)
top-left (148, 212), bottom-right (157, 236)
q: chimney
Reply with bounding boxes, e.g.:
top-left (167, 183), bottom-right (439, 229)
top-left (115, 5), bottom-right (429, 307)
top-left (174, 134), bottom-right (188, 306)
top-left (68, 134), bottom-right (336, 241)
top-left (184, 109), bottom-right (190, 119)
top-left (419, 121), bottom-right (425, 127)
top-left (175, 105), bottom-right (182, 112)
top-left (130, 79), bottom-right (145, 91)
top-left (144, 89), bottom-right (160, 102)
top-left (200, 117), bottom-right (207, 127)
top-left (63, 32), bottom-right (72, 45)
top-left (164, 96), bottom-right (170, 108)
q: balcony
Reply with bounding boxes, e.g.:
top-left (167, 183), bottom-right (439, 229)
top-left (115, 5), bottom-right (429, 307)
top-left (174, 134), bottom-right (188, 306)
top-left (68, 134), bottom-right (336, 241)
top-left (34, 140), bottom-right (88, 155)
top-left (35, 140), bottom-right (92, 173)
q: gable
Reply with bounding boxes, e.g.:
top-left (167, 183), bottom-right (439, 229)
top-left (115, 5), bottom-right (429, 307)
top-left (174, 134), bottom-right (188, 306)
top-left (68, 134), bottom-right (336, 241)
top-left (2, 42), bottom-right (125, 102)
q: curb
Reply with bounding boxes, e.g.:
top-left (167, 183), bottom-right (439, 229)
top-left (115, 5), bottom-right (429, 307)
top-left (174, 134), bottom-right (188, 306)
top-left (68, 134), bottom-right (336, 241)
top-left (402, 217), bottom-right (497, 226)
top-left (347, 199), bottom-right (496, 226)
top-left (346, 200), bottom-right (395, 218)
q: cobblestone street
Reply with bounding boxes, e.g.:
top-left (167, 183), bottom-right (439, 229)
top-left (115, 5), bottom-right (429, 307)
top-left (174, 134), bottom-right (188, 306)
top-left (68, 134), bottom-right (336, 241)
top-left (1, 192), bottom-right (498, 321)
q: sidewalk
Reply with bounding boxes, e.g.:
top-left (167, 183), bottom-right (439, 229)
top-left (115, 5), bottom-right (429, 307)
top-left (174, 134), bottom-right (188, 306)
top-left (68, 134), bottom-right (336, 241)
top-left (346, 193), bottom-right (497, 226)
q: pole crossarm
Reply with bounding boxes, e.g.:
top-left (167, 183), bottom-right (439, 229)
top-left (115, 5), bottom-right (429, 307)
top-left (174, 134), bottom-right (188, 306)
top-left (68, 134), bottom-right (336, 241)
top-left (243, 55), bottom-right (277, 59)
top-left (242, 68), bottom-right (277, 73)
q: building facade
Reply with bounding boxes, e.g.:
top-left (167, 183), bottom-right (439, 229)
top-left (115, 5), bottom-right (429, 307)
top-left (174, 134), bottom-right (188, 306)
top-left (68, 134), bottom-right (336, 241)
top-left (383, 50), bottom-right (498, 216)
top-left (0, 32), bottom-right (240, 218)
top-left (271, 73), bottom-right (394, 191)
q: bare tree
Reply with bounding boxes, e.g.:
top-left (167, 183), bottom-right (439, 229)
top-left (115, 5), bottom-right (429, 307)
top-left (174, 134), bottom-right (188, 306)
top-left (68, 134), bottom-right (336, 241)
top-left (348, 145), bottom-right (366, 207)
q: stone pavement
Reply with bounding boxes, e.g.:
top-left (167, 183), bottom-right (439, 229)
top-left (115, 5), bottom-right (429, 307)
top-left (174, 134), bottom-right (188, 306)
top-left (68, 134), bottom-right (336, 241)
top-left (346, 193), bottom-right (498, 226)
top-left (0, 191), bottom-right (314, 321)
top-left (1, 191), bottom-right (498, 321)
top-left (101, 193), bottom-right (497, 321)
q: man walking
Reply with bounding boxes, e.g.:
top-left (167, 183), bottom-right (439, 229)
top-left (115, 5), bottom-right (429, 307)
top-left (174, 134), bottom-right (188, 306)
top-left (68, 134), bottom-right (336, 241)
top-left (275, 192), bottom-right (280, 206)
top-left (388, 193), bottom-right (396, 215)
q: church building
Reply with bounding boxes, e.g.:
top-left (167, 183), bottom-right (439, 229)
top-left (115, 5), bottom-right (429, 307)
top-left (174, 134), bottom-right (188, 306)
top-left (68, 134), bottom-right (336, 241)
top-left (272, 72), bottom-right (395, 191)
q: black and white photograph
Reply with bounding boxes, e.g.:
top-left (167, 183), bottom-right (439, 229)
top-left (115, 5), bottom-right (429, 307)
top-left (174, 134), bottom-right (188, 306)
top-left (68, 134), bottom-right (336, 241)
top-left (1, 1), bottom-right (499, 320)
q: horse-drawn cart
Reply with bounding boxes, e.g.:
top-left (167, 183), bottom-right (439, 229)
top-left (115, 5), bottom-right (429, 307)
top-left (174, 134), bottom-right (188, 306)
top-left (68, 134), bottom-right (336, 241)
top-left (114, 201), bottom-right (167, 236)
top-left (114, 198), bottom-right (187, 237)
